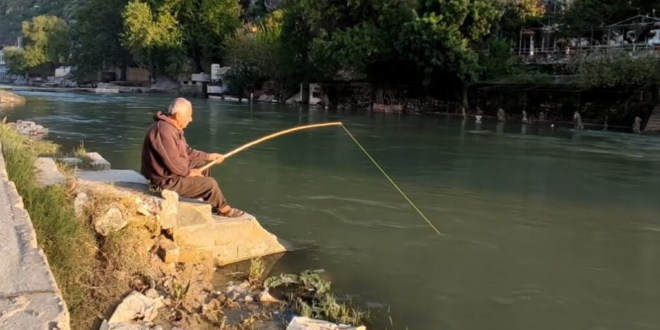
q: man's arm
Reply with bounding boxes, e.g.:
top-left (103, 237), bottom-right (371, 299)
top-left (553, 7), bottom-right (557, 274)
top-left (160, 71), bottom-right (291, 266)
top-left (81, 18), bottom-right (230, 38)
top-left (187, 145), bottom-right (208, 161)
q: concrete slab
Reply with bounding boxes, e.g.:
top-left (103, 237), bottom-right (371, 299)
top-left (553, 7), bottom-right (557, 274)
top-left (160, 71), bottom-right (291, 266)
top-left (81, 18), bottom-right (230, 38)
top-left (35, 157), bottom-right (66, 187)
top-left (76, 170), bottom-right (147, 185)
top-left (0, 144), bottom-right (70, 329)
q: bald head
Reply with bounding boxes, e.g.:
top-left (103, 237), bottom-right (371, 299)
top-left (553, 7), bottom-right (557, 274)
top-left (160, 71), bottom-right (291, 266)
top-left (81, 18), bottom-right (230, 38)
top-left (168, 97), bottom-right (192, 116)
top-left (168, 98), bottom-right (193, 129)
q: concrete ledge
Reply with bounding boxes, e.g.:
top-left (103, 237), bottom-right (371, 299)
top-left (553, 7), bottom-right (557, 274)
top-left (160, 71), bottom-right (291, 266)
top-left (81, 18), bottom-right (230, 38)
top-left (174, 214), bottom-right (291, 266)
top-left (0, 144), bottom-right (70, 329)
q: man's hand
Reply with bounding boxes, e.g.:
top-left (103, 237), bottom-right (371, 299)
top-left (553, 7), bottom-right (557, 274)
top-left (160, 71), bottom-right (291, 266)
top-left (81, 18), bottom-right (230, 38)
top-left (207, 153), bottom-right (225, 164)
top-left (188, 169), bottom-right (203, 177)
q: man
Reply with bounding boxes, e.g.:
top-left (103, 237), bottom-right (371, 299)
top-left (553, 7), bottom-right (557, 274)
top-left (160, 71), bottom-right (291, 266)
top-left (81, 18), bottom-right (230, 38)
top-left (141, 98), bottom-right (245, 217)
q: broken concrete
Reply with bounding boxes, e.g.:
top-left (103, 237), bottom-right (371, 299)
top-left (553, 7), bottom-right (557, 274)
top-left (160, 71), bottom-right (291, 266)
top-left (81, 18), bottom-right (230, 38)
top-left (86, 152), bottom-right (111, 170)
top-left (75, 169), bottom-right (292, 266)
top-left (35, 157), bottom-right (66, 187)
top-left (157, 237), bottom-right (180, 264)
top-left (100, 291), bottom-right (165, 330)
top-left (0, 143), bottom-right (70, 330)
top-left (286, 317), bottom-right (366, 330)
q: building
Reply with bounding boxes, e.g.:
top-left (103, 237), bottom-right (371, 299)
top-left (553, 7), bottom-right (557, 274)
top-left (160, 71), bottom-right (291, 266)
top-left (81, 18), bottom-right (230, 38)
top-left (0, 49), bottom-right (8, 81)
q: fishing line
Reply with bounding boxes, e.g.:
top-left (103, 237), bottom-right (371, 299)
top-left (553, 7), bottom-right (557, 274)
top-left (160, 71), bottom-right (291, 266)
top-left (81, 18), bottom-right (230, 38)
top-left (199, 122), bottom-right (442, 236)
top-left (340, 124), bottom-right (443, 236)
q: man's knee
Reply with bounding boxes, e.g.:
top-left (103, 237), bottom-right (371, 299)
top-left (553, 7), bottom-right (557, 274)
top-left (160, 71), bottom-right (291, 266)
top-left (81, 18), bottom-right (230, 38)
top-left (200, 177), bottom-right (220, 191)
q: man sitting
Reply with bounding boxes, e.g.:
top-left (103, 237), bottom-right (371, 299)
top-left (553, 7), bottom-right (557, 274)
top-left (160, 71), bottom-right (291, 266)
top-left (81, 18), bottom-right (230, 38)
top-left (141, 97), bottom-right (244, 217)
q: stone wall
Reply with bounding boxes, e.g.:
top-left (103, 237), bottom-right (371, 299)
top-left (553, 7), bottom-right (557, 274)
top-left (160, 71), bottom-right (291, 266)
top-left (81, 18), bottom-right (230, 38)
top-left (0, 143), bottom-right (70, 330)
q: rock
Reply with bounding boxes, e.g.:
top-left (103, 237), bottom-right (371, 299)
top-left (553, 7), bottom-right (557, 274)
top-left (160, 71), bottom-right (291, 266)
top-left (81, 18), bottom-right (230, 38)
top-left (136, 196), bottom-right (161, 216)
top-left (35, 157), bottom-right (65, 187)
top-left (227, 291), bottom-right (241, 301)
top-left (158, 190), bottom-right (179, 229)
top-left (0, 90), bottom-right (26, 104)
top-left (145, 288), bottom-right (159, 299)
top-left (74, 193), bottom-right (89, 217)
top-left (104, 291), bottom-right (165, 329)
top-left (86, 152), bottom-right (111, 170)
top-left (244, 295), bottom-right (254, 303)
top-left (93, 206), bottom-right (127, 236)
top-left (157, 237), bottom-right (180, 264)
top-left (286, 317), bottom-right (366, 330)
top-left (10, 120), bottom-right (48, 138)
top-left (258, 290), bottom-right (280, 303)
top-left (258, 94), bottom-right (275, 102)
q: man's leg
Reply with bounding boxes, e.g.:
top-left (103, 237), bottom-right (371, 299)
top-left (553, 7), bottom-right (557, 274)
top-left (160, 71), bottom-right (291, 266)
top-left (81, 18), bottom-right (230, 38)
top-left (162, 176), bottom-right (227, 211)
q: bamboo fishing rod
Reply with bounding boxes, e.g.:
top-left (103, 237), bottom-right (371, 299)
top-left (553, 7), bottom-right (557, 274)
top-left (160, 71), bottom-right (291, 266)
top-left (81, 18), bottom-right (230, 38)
top-left (198, 122), bottom-right (343, 171)
top-left (198, 122), bottom-right (443, 236)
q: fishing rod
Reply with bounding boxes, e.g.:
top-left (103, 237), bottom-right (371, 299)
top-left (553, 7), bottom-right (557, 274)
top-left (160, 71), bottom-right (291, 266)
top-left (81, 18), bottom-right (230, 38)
top-left (198, 122), bottom-right (443, 236)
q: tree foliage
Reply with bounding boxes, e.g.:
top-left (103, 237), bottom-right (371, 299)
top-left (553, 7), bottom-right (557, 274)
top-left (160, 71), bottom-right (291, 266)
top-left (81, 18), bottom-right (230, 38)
top-left (397, 0), bottom-right (499, 88)
top-left (122, 0), bottom-right (183, 78)
top-left (574, 52), bottom-right (660, 90)
top-left (158, 0), bottom-right (242, 71)
top-left (71, 0), bottom-right (133, 79)
top-left (19, 15), bottom-right (71, 71)
top-left (224, 11), bottom-right (297, 100)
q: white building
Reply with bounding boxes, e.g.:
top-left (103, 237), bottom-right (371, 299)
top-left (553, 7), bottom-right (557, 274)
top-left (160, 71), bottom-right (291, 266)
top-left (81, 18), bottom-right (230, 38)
top-left (0, 49), bottom-right (7, 80)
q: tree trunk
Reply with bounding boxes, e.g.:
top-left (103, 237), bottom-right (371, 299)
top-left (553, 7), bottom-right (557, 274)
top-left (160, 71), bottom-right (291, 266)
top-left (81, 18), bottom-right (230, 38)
top-left (120, 61), bottom-right (128, 81)
top-left (301, 83), bottom-right (310, 104)
top-left (462, 85), bottom-right (469, 110)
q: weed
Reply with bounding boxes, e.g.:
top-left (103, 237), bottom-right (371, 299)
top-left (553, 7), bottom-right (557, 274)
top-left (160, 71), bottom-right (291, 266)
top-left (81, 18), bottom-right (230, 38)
top-left (248, 258), bottom-right (265, 285)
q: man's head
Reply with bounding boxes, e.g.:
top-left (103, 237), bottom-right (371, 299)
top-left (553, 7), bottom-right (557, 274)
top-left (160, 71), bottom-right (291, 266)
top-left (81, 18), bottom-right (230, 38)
top-left (168, 98), bottom-right (193, 129)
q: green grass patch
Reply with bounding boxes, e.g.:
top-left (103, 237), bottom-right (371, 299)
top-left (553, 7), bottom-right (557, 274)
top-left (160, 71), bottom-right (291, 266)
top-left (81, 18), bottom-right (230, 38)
top-left (264, 269), bottom-right (368, 326)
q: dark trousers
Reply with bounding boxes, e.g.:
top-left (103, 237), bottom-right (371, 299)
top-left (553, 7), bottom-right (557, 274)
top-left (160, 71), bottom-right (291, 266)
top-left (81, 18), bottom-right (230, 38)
top-left (159, 159), bottom-right (228, 210)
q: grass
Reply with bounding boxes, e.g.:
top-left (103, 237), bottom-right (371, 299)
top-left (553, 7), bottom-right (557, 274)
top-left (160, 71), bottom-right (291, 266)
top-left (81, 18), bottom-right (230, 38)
top-left (248, 258), bottom-right (265, 285)
top-left (70, 141), bottom-right (94, 168)
top-left (0, 122), bottom-right (99, 328)
top-left (0, 122), bottom-right (157, 330)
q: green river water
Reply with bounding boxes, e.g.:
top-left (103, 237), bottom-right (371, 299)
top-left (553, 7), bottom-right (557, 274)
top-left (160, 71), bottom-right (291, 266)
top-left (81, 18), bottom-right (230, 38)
top-left (3, 91), bottom-right (660, 330)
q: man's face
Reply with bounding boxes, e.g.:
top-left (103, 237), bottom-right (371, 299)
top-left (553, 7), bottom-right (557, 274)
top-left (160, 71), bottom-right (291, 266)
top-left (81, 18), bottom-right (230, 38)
top-left (175, 108), bottom-right (193, 129)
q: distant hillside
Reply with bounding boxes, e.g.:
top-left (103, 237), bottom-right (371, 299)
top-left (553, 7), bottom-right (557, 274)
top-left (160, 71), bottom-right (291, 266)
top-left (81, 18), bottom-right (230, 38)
top-left (0, 0), bottom-right (81, 45)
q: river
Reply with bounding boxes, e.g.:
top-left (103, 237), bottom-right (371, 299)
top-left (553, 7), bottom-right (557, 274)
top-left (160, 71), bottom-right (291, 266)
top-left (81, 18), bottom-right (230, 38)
top-left (3, 91), bottom-right (660, 330)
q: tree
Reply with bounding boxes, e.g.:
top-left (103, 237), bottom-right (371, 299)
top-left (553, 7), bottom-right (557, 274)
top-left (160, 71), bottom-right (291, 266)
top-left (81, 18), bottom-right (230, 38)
top-left (397, 0), bottom-right (500, 108)
top-left (574, 51), bottom-right (660, 91)
top-left (224, 11), bottom-right (296, 101)
top-left (122, 0), bottom-right (183, 81)
top-left (15, 15), bottom-right (71, 72)
top-left (71, 0), bottom-right (133, 80)
top-left (283, 0), bottom-right (415, 83)
top-left (132, 0), bottom-right (241, 73)
top-left (3, 47), bottom-right (28, 75)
